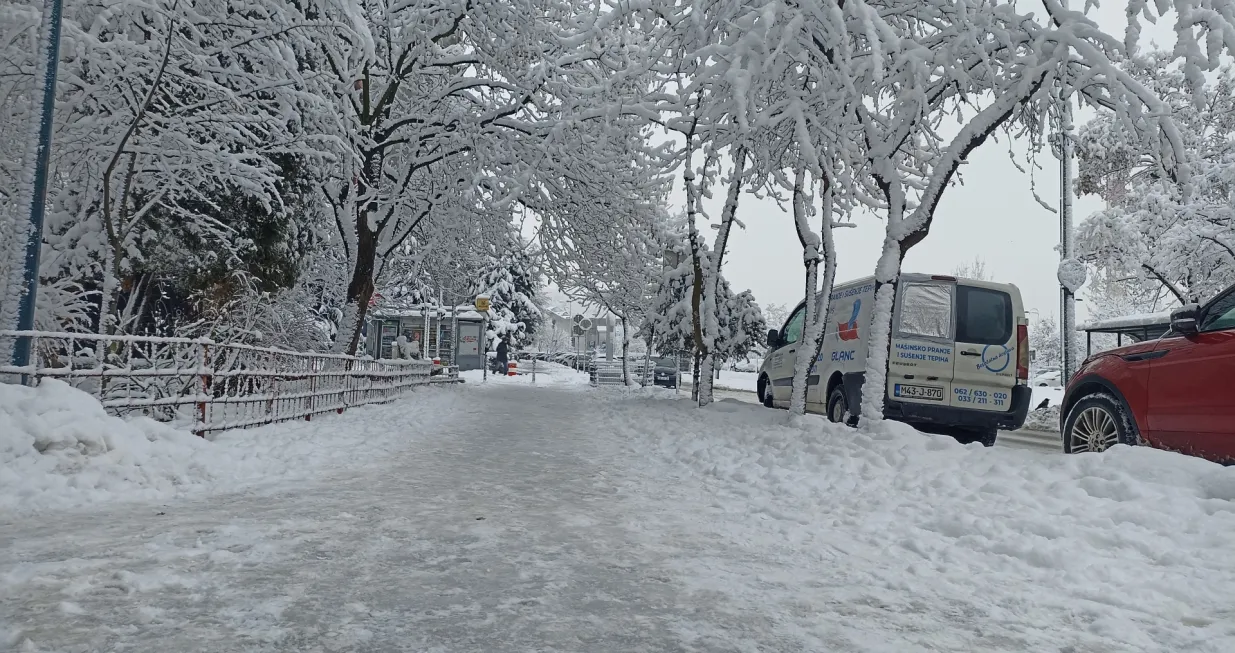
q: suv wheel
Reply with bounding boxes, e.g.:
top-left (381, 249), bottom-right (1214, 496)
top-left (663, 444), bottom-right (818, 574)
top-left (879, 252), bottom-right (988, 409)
top-left (758, 375), bottom-right (774, 408)
top-left (1063, 394), bottom-right (1135, 454)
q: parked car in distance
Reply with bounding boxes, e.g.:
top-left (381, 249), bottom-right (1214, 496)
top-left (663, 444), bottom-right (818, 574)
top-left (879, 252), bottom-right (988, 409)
top-left (731, 357), bottom-right (762, 373)
top-left (1031, 369), bottom-right (1061, 387)
top-left (1060, 282), bottom-right (1235, 463)
top-left (652, 357), bottom-right (680, 388)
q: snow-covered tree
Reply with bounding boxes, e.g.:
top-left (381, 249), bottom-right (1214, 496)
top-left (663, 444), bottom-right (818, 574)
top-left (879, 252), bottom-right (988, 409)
top-left (1029, 315), bottom-right (1061, 372)
top-left (472, 244), bottom-right (542, 350)
top-left (1076, 53), bottom-right (1235, 306)
top-left (542, 199), bottom-right (663, 385)
top-left (641, 231), bottom-right (765, 370)
top-left (761, 303), bottom-right (789, 330)
top-left (1, 0), bottom-right (320, 343)
top-left (849, 0), bottom-right (1235, 425)
top-left (952, 256), bottom-right (991, 282)
top-left (720, 289), bottom-right (767, 365)
top-left (302, 0), bottom-right (652, 354)
top-left (532, 318), bottom-right (572, 356)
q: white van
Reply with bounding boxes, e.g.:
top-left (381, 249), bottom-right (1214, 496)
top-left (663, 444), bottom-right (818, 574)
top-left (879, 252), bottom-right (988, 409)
top-left (756, 274), bottom-right (1031, 445)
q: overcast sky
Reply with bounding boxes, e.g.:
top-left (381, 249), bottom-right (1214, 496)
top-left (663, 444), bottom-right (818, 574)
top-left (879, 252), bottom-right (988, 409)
top-left (544, 2), bottom-right (1179, 323)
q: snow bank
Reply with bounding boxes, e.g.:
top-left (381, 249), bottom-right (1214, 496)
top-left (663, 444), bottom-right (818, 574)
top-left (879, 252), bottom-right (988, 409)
top-left (461, 363), bottom-right (591, 387)
top-left (1, 379), bottom-right (462, 514)
top-left (682, 369), bottom-right (758, 392)
top-left (1, 380), bottom-right (214, 513)
top-left (711, 370), bottom-right (757, 392)
top-left (1022, 386), bottom-right (1066, 432)
top-left (1022, 405), bottom-right (1061, 432)
top-left (609, 397), bottom-right (1235, 649)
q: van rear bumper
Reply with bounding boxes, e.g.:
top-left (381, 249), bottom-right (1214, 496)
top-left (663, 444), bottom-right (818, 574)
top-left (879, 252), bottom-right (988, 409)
top-left (885, 385), bottom-right (1032, 431)
top-left (842, 373), bottom-right (1032, 432)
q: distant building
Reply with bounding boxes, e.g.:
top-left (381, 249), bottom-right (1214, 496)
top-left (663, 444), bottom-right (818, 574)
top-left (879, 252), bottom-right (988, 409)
top-left (540, 307), bottom-right (616, 358)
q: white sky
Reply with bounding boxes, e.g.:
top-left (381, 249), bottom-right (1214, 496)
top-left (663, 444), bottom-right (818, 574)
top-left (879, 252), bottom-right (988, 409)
top-left (544, 2), bottom-right (1180, 323)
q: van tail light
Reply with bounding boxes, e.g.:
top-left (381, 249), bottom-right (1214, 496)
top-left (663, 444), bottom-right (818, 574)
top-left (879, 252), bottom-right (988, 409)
top-left (1016, 323), bottom-right (1029, 381)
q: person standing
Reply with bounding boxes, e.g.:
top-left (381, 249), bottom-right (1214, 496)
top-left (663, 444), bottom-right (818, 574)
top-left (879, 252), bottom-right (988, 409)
top-left (495, 336), bottom-right (509, 374)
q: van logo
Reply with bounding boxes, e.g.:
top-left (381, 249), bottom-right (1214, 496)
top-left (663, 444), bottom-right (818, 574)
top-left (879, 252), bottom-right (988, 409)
top-left (837, 299), bottom-right (861, 341)
top-left (977, 344), bottom-right (1012, 373)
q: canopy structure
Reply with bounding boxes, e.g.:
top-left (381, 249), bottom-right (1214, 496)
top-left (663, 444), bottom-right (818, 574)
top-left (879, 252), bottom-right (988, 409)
top-left (1077, 311), bottom-right (1172, 355)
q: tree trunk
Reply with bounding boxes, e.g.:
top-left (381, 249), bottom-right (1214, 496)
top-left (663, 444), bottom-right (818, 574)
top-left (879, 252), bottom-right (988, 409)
top-left (859, 235), bottom-right (905, 425)
top-left (697, 146), bottom-right (747, 408)
top-left (337, 222), bottom-right (378, 355)
top-left (681, 129), bottom-right (712, 407)
top-left (98, 248), bottom-right (116, 336)
top-left (691, 349), bottom-right (701, 402)
top-left (789, 173), bottom-right (838, 416)
top-left (620, 316), bottom-right (630, 386)
top-left (787, 167), bottom-right (818, 416)
top-left (788, 261), bottom-right (819, 417)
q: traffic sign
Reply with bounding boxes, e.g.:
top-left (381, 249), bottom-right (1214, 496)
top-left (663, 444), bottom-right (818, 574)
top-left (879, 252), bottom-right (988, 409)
top-left (474, 295), bottom-right (490, 312)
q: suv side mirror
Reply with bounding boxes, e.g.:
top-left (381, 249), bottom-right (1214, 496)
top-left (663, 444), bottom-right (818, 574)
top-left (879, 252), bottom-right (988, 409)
top-left (1170, 304), bottom-right (1200, 335)
top-left (766, 328), bottom-right (779, 348)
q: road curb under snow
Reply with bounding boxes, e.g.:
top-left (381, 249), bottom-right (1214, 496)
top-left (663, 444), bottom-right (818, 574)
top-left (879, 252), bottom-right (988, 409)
top-left (681, 381), bottom-right (1064, 451)
top-left (997, 428), bottom-right (1062, 451)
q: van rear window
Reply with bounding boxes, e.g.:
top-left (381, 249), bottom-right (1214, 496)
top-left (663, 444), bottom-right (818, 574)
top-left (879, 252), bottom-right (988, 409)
top-left (898, 283), bottom-right (953, 340)
top-left (957, 286), bottom-right (1012, 345)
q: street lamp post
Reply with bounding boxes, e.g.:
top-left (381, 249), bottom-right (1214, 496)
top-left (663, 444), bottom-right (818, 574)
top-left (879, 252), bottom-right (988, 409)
top-left (1058, 0), bottom-right (1079, 385)
top-left (6, 0), bottom-right (64, 376)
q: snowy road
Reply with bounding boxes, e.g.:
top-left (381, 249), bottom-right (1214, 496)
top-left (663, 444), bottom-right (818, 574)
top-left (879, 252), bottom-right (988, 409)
top-left (5, 383), bottom-right (1235, 652)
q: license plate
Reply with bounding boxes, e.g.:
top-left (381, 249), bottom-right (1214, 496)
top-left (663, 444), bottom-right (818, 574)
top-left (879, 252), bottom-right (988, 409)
top-left (894, 384), bottom-right (944, 401)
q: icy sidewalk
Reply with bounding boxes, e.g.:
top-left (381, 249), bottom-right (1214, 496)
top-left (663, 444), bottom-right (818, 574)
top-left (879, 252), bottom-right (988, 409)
top-left (1, 384), bottom-right (718, 651)
top-left (4, 384), bottom-right (1235, 652)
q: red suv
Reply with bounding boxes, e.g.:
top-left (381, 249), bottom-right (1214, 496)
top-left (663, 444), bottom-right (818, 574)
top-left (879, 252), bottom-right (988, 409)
top-left (1061, 283), bottom-right (1235, 463)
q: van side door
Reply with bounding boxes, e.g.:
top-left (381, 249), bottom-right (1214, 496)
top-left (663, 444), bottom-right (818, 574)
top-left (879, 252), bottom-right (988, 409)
top-left (951, 285), bottom-right (1018, 413)
top-left (769, 304), bottom-right (807, 404)
top-left (888, 281), bottom-right (956, 407)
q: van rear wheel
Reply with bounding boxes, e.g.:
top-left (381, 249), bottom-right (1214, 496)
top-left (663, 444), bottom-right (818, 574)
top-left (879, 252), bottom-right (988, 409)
top-left (827, 386), bottom-right (854, 426)
top-left (950, 427), bottom-right (998, 447)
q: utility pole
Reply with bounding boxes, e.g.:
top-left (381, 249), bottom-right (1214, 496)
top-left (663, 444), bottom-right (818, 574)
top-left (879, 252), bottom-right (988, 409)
top-left (1058, 0), bottom-right (1079, 385)
top-left (6, 0), bottom-right (63, 376)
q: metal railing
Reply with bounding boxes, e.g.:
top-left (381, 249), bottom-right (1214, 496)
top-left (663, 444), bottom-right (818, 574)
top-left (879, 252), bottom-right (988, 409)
top-left (0, 330), bottom-right (450, 436)
top-left (589, 360), bottom-right (656, 387)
